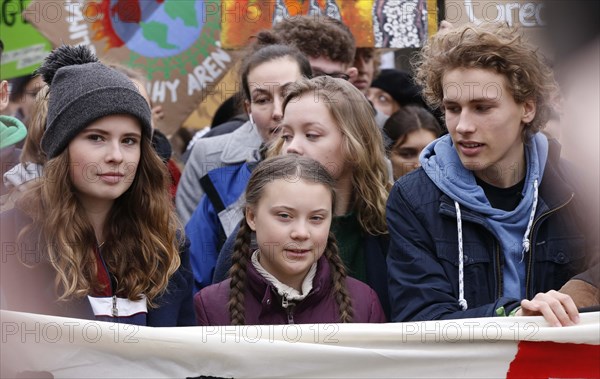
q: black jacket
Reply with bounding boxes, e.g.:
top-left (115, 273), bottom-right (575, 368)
top-left (387, 140), bottom-right (596, 322)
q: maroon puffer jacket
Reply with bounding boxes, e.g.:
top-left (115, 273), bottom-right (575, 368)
top-left (194, 256), bottom-right (386, 325)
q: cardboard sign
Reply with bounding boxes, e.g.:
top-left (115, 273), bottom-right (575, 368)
top-left (23, 0), bottom-right (235, 135)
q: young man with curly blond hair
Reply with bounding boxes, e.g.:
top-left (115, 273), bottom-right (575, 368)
top-left (387, 23), bottom-right (596, 326)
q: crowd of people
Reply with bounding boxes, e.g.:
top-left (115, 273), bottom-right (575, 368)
top-left (0, 8), bottom-right (597, 338)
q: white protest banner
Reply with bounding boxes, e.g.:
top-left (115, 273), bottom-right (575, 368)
top-left (1, 310), bottom-right (599, 378)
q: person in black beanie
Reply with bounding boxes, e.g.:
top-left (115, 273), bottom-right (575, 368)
top-left (0, 45), bottom-right (194, 327)
top-left (367, 69), bottom-right (426, 117)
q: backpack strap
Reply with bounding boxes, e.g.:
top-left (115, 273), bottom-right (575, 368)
top-left (199, 174), bottom-right (227, 248)
top-left (200, 174), bottom-right (226, 214)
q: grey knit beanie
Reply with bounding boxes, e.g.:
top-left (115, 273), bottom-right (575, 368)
top-left (38, 45), bottom-right (152, 159)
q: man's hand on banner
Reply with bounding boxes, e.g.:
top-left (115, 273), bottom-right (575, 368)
top-left (516, 290), bottom-right (580, 327)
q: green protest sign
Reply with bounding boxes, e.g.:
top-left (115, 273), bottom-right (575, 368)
top-left (0, 0), bottom-right (53, 79)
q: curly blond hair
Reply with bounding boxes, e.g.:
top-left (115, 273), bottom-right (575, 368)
top-left (414, 22), bottom-right (558, 140)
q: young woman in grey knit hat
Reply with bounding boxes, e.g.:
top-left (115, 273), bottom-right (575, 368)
top-left (0, 45), bottom-right (194, 326)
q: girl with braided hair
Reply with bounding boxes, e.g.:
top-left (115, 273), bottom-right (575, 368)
top-left (194, 155), bottom-right (386, 325)
top-left (213, 76), bottom-right (392, 317)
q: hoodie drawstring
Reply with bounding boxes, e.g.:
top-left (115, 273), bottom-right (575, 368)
top-left (454, 201), bottom-right (468, 311)
top-left (454, 178), bottom-right (539, 311)
top-left (520, 179), bottom-right (538, 262)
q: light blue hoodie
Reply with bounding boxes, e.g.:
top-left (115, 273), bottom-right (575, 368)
top-left (420, 133), bottom-right (549, 301)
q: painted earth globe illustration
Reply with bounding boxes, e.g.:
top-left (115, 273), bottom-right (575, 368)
top-left (110, 0), bottom-right (205, 58)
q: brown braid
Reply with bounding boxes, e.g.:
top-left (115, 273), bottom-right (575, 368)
top-left (324, 232), bottom-right (354, 323)
top-left (227, 220), bottom-right (253, 326)
top-left (230, 155), bottom-right (339, 325)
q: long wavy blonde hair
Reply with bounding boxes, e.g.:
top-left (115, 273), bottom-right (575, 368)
top-left (271, 76), bottom-right (390, 235)
top-left (17, 135), bottom-right (182, 306)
